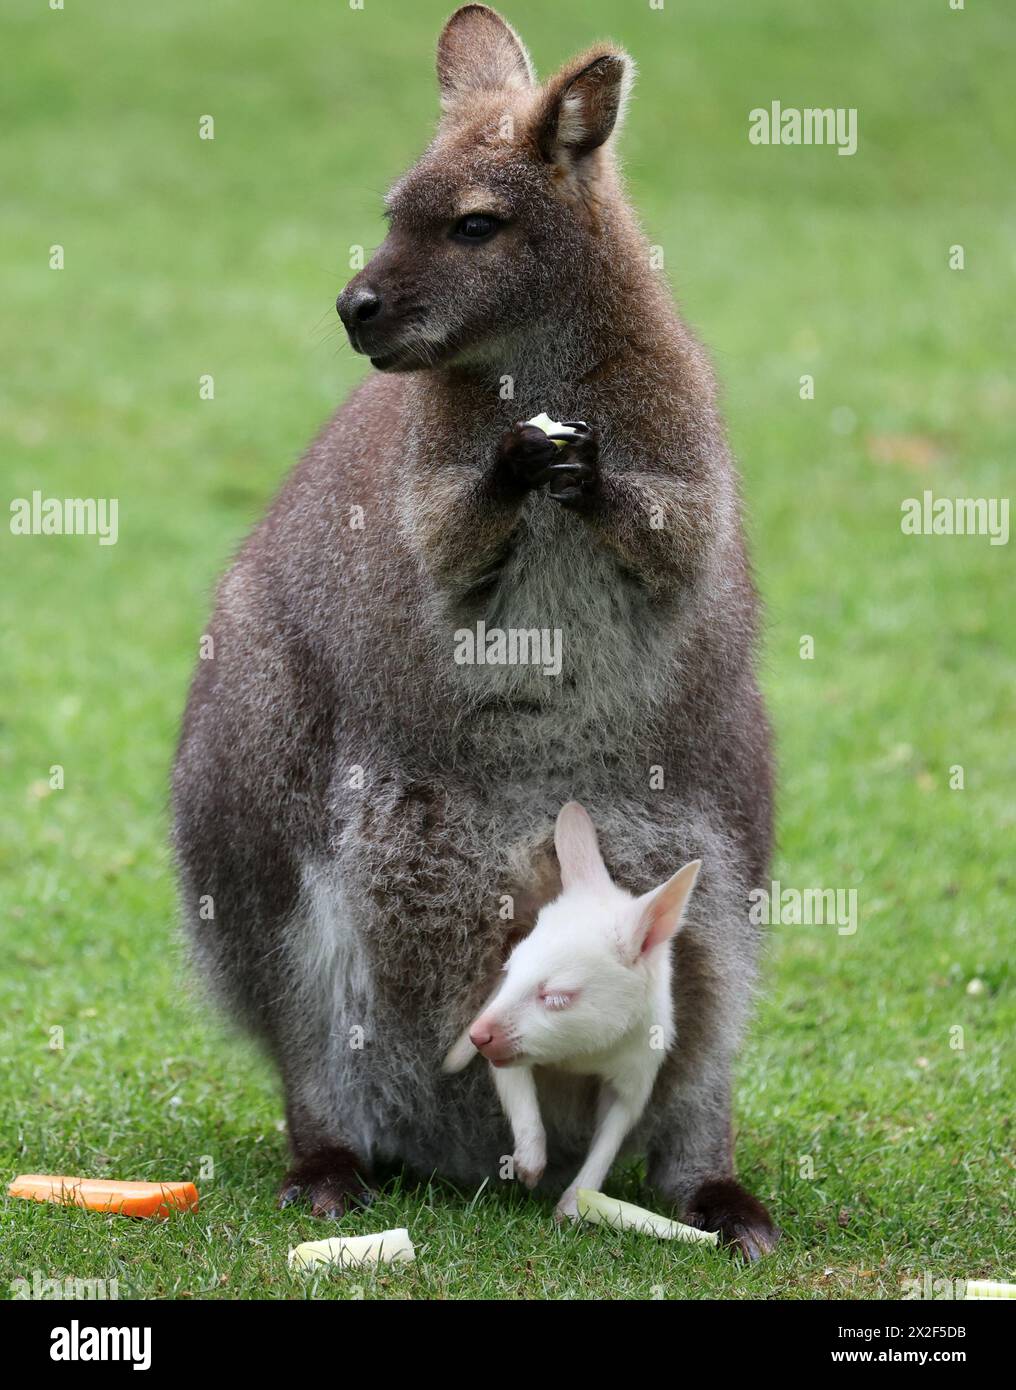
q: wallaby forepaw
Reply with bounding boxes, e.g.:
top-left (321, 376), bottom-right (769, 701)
top-left (544, 422), bottom-right (600, 511)
top-left (495, 422), bottom-right (569, 496)
top-left (494, 420), bottom-right (601, 508)
top-left (544, 423), bottom-right (600, 510)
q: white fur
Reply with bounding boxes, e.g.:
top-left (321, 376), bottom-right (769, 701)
top-left (443, 801), bottom-right (699, 1219)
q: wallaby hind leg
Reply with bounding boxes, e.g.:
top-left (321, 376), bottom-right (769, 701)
top-left (278, 1095), bottom-right (375, 1219)
top-left (644, 853), bottom-right (780, 1261)
top-left (647, 1060), bottom-right (779, 1261)
top-left (556, 1082), bottom-right (645, 1223)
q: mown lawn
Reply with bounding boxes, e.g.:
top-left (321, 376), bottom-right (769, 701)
top-left (1, 0), bottom-right (1012, 1299)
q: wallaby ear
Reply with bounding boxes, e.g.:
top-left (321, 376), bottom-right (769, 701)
top-left (437, 5), bottom-right (535, 107)
top-left (554, 801), bottom-right (611, 891)
top-left (633, 860), bottom-right (700, 958)
top-left (534, 49), bottom-right (633, 164)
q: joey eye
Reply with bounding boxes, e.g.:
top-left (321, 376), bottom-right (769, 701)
top-left (540, 990), bottom-right (575, 1012)
top-left (452, 213), bottom-right (502, 242)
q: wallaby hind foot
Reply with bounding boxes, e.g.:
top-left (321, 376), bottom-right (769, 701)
top-left (686, 1177), bottom-right (780, 1262)
top-left (278, 1146), bottom-right (375, 1220)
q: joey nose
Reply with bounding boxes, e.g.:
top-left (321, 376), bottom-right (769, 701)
top-left (337, 285), bottom-right (382, 333)
top-left (469, 1017), bottom-right (514, 1064)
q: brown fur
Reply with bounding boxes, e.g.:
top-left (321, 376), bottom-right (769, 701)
top-left (173, 6), bottom-right (778, 1258)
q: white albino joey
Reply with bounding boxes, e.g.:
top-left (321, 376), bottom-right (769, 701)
top-left (443, 801), bottom-right (700, 1220)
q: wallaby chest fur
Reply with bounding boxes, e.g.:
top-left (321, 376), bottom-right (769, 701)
top-left (172, 6), bottom-right (775, 1229)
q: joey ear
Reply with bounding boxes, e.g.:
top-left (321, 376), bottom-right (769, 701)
top-left (534, 49), bottom-right (633, 164)
top-left (554, 801), bottom-right (611, 892)
top-left (437, 5), bottom-right (535, 107)
top-left (633, 860), bottom-right (701, 958)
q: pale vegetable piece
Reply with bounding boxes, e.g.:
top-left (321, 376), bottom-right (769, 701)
top-left (576, 1189), bottom-right (718, 1244)
top-left (288, 1228), bottom-right (415, 1271)
top-left (965, 1279), bottom-right (1016, 1299)
top-left (524, 413), bottom-right (583, 447)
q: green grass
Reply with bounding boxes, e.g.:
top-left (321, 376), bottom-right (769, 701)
top-left (1, 0), bottom-right (1012, 1299)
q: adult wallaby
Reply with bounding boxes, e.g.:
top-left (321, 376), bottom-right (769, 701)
top-left (172, 4), bottom-right (778, 1258)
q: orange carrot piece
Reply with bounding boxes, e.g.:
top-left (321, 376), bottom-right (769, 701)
top-left (8, 1175), bottom-right (199, 1219)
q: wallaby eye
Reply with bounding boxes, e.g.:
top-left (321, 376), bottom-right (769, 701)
top-left (452, 213), bottom-right (501, 242)
top-left (539, 990), bottom-right (575, 1012)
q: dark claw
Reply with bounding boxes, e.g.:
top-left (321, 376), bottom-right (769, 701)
top-left (310, 1200), bottom-right (345, 1221)
top-left (547, 487), bottom-right (586, 506)
top-left (730, 1227), bottom-right (774, 1263)
top-left (543, 453), bottom-right (599, 509)
top-left (543, 461), bottom-right (594, 481)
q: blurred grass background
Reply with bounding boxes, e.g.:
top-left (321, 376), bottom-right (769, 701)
top-left (0, 0), bottom-right (1012, 1298)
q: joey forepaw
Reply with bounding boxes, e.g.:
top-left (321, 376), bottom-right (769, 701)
top-left (513, 1139), bottom-right (546, 1190)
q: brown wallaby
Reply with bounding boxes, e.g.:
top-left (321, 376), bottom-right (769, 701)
top-left (172, 4), bottom-right (778, 1259)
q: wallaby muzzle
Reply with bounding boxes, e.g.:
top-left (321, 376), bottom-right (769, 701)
top-left (337, 240), bottom-right (435, 370)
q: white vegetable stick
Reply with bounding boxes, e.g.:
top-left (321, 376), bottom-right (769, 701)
top-left (576, 1189), bottom-right (719, 1244)
top-left (965, 1279), bottom-right (1016, 1299)
top-left (524, 412), bottom-right (583, 446)
top-left (288, 1227), bottom-right (415, 1271)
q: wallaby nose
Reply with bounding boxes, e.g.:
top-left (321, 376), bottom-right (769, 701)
top-left (337, 284), bottom-right (382, 332)
top-left (469, 1016), bottom-right (515, 1064)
